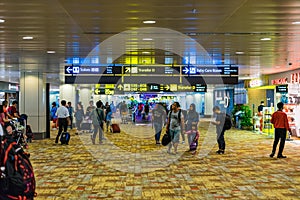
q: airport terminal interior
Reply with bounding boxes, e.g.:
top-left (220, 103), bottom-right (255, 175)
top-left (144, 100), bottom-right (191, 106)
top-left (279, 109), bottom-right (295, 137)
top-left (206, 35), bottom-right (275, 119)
top-left (1, 0), bottom-right (300, 199)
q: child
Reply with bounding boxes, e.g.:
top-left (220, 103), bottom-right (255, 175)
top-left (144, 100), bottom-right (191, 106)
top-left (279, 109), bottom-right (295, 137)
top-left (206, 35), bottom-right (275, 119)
top-left (185, 125), bottom-right (200, 155)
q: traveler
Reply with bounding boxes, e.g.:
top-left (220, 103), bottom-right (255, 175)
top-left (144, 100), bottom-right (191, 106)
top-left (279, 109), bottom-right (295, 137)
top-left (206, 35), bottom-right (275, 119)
top-left (152, 103), bottom-right (166, 145)
top-left (67, 101), bottom-right (74, 129)
top-left (211, 106), bottom-right (226, 154)
top-left (269, 102), bottom-right (292, 158)
top-left (50, 102), bottom-right (58, 129)
top-left (7, 100), bottom-right (20, 119)
top-left (74, 102), bottom-right (84, 134)
top-left (55, 100), bottom-right (70, 144)
top-left (166, 102), bottom-right (185, 154)
top-left (185, 103), bottom-right (199, 150)
top-left (90, 100), bottom-right (105, 144)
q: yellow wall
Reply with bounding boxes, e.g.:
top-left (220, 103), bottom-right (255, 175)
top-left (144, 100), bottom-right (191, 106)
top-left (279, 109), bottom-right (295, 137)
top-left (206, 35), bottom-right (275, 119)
top-left (247, 88), bottom-right (266, 114)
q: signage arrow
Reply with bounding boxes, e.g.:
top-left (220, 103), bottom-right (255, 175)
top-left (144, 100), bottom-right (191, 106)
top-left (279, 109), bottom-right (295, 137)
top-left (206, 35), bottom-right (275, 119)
top-left (183, 67), bottom-right (189, 74)
top-left (125, 67), bottom-right (131, 73)
top-left (94, 88), bottom-right (101, 95)
top-left (164, 85), bottom-right (170, 90)
top-left (117, 84), bottom-right (123, 90)
top-left (66, 66), bottom-right (73, 74)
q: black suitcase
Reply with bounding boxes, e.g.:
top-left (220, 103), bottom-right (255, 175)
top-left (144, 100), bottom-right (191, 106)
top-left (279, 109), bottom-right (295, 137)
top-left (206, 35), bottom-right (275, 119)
top-left (60, 132), bottom-right (70, 145)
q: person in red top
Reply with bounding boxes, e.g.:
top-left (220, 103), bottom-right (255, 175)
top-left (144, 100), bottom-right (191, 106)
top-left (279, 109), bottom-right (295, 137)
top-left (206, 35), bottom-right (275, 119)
top-left (270, 102), bottom-right (292, 158)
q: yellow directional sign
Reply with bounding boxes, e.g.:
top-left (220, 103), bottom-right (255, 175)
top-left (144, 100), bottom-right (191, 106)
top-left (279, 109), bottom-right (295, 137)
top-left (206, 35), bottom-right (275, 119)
top-left (105, 89), bottom-right (114, 95)
top-left (94, 88), bottom-right (103, 95)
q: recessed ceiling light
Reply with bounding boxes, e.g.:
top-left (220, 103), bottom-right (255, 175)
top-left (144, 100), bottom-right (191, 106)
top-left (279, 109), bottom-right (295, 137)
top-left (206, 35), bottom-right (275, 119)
top-left (7, 65), bottom-right (13, 68)
top-left (260, 38), bottom-right (271, 41)
top-left (23, 36), bottom-right (33, 40)
top-left (142, 51), bottom-right (150, 54)
top-left (142, 38), bottom-right (153, 41)
top-left (292, 21), bottom-right (300, 25)
top-left (47, 50), bottom-right (56, 54)
top-left (0, 19), bottom-right (5, 23)
top-left (235, 51), bottom-right (244, 55)
top-left (143, 20), bottom-right (156, 24)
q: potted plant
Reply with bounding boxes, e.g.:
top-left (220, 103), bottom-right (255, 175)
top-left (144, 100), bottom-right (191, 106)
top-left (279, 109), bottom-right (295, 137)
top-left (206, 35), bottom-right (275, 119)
top-left (239, 105), bottom-right (253, 130)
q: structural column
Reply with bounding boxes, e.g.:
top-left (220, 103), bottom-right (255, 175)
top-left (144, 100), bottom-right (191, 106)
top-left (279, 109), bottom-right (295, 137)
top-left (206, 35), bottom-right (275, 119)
top-left (59, 84), bottom-right (76, 106)
top-left (19, 72), bottom-right (46, 138)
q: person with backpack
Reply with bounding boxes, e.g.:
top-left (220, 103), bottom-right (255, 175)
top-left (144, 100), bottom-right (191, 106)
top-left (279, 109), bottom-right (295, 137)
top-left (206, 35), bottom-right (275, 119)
top-left (90, 100), bottom-right (105, 144)
top-left (166, 102), bottom-right (185, 155)
top-left (211, 106), bottom-right (228, 154)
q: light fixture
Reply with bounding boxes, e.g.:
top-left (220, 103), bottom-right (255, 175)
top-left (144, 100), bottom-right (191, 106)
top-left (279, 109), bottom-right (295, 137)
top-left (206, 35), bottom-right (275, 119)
top-left (235, 51), bottom-right (244, 55)
top-left (142, 38), bottom-right (153, 41)
top-left (22, 36), bottom-right (33, 40)
top-left (142, 51), bottom-right (150, 54)
top-left (0, 19), bottom-right (5, 23)
top-left (143, 20), bottom-right (156, 24)
top-left (292, 21), bottom-right (300, 25)
top-left (47, 50), bottom-right (56, 54)
top-left (260, 38), bottom-right (271, 41)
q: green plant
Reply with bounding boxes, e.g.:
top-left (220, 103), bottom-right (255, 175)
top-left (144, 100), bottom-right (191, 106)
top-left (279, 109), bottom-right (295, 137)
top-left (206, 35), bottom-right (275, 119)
top-left (239, 105), bottom-right (253, 128)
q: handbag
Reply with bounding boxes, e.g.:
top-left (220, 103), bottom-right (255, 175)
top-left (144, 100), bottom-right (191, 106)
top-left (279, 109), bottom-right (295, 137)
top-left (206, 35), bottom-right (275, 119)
top-left (161, 131), bottom-right (171, 146)
top-left (189, 141), bottom-right (197, 151)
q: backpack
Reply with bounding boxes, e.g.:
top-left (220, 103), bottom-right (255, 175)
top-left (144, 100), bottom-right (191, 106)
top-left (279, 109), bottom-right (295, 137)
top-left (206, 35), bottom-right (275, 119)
top-left (0, 138), bottom-right (36, 199)
top-left (168, 109), bottom-right (182, 123)
top-left (223, 114), bottom-right (233, 130)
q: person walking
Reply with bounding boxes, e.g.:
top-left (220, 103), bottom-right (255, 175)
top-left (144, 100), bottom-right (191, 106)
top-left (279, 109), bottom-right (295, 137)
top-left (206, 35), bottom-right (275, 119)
top-left (74, 102), bottom-right (84, 134)
top-left (166, 102), bottom-right (185, 154)
top-left (50, 102), bottom-right (58, 130)
top-left (270, 102), bottom-right (292, 158)
top-left (152, 103), bottom-right (166, 145)
top-left (55, 100), bottom-right (70, 144)
top-left (185, 103), bottom-right (199, 151)
top-left (211, 106), bottom-right (226, 154)
top-left (67, 101), bottom-right (74, 129)
top-left (90, 100), bottom-right (105, 144)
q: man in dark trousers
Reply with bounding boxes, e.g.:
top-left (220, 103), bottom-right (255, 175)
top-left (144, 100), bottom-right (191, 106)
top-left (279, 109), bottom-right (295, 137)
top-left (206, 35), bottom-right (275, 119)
top-left (55, 100), bottom-right (70, 144)
top-left (211, 106), bottom-right (226, 154)
top-left (270, 102), bottom-right (292, 158)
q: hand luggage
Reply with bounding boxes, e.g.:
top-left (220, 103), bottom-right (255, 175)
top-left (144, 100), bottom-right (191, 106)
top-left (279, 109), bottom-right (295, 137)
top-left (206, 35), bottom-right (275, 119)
top-left (60, 132), bottom-right (70, 145)
top-left (111, 123), bottom-right (120, 133)
top-left (81, 120), bottom-right (92, 133)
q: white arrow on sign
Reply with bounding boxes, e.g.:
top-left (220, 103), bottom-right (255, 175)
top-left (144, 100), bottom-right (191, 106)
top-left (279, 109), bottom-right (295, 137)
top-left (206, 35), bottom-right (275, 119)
top-left (66, 66), bottom-right (73, 74)
top-left (183, 67), bottom-right (189, 74)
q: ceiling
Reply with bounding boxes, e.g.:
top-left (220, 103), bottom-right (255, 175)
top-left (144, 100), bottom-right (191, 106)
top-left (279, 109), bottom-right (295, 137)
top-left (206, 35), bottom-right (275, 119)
top-left (1, 0), bottom-right (300, 85)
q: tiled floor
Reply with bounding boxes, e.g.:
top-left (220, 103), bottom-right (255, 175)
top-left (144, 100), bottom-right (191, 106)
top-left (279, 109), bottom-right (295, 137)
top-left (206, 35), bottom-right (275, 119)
top-left (29, 119), bottom-right (300, 199)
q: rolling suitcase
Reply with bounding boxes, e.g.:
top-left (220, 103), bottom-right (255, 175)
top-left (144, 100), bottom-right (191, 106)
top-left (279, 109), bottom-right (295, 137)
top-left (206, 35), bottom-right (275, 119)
top-left (111, 124), bottom-right (120, 133)
top-left (60, 132), bottom-right (70, 145)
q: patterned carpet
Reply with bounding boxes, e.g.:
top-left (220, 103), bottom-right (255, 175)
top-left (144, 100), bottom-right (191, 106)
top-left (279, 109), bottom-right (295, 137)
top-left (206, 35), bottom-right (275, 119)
top-left (28, 119), bottom-right (300, 200)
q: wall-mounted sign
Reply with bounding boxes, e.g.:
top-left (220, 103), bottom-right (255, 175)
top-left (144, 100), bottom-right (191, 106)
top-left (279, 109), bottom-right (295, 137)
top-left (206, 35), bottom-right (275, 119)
top-left (276, 85), bottom-right (288, 93)
top-left (291, 72), bottom-right (300, 83)
top-left (249, 79), bottom-right (263, 88)
top-left (182, 65), bottom-right (238, 76)
top-left (272, 78), bottom-right (288, 85)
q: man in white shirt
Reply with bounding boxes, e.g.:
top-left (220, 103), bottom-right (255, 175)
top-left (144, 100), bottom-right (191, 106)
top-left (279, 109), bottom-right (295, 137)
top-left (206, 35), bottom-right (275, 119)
top-left (55, 100), bottom-right (70, 144)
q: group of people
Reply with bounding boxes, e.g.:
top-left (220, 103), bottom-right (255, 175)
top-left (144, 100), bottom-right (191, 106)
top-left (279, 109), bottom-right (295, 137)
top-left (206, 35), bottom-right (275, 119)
top-left (152, 100), bottom-right (291, 158)
top-left (52, 99), bottom-right (115, 145)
